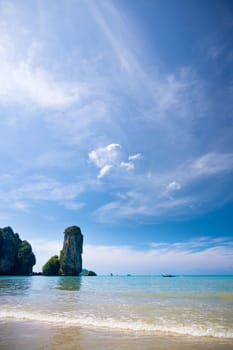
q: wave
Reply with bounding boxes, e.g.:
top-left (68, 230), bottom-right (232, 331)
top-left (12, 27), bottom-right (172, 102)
top-left (0, 310), bottom-right (232, 339)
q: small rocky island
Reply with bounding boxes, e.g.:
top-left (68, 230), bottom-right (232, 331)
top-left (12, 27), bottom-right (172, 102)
top-left (42, 225), bottom-right (96, 276)
top-left (0, 226), bottom-right (36, 275)
top-left (43, 225), bottom-right (84, 276)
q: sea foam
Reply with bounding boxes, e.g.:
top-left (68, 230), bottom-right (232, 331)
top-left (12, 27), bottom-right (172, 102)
top-left (0, 310), bottom-right (232, 339)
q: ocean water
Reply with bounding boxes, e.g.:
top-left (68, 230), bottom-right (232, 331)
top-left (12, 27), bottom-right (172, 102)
top-left (0, 275), bottom-right (232, 341)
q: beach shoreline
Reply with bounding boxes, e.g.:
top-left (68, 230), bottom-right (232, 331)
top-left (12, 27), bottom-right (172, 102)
top-left (0, 320), bottom-right (233, 350)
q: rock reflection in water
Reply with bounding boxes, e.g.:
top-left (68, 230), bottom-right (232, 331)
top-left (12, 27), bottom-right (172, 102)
top-left (0, 276), bottom-right (32, 296)
top-left (56, 276), bottom-right (82, 291)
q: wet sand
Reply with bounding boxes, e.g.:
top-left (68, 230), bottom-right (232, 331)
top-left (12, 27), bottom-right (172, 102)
top-left (0, 320), bottom-right (233, 350)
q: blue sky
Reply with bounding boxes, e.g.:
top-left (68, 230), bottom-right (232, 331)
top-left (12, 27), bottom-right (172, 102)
top-left (0, 0), bottom-right (233, 274)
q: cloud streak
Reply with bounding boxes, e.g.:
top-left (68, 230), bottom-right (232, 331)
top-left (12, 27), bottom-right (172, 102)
top-left (84, 237), bottom-right (233, 275)
top-left (0, 175), bottom-right (85, 212)
top-left (32, 236), bottom-right (233, 274)
top-left (94, 152), bottom-right (233, 222)
top-left (0, 37), bottom-right (87, 109)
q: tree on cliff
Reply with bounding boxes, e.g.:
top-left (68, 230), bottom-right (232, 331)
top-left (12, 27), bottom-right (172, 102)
top-left (42, 255), bottom-right (60, 275)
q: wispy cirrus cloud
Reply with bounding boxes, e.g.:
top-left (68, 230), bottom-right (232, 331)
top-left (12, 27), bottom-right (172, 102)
top-left (87, 0), bottom-right (147, 81)
top-left (93, 151), bottom-right (233, 222)
top-left (88, 0), bottom-right (207, 126)
top-left (190, 152), bottom-right (233, 176)
top-left (34, 151), bottom-right (77, 169)
top-left (0, 37), bottom-right (87, 109)
top-left (0, 175), bottom-right (85, 212)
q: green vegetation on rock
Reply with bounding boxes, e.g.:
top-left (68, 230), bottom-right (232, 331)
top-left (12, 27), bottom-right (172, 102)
top-left (0, 226), bottom-right (36, 275)
top-left (16, 241), bottom-right (36, 275)
top-left (42, 255), bottom-right (60, 275)
top-left (64, 225), bottom-right (82, 236)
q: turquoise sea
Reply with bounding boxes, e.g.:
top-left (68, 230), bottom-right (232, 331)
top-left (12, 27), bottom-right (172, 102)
top-left (0, 275), bottom-right (232, 340)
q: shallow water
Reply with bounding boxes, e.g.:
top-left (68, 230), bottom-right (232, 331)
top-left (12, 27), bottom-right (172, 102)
top-left (0, 275), bottom-right (232, 343)
top-left (1, 320), bottom-right (233, 350)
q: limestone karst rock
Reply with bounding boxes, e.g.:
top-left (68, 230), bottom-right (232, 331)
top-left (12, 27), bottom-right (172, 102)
top-left (60, 226), bottom-right (83, 276)
top-left (0, 226), bottom-right (36, 275)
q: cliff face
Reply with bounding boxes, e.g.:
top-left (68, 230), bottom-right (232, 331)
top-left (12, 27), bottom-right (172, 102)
top-left (0, 227), bottom-right (36, 275)
top-left (60, 226), bottom-right (83, 276)
top-left (0, 227), bottom-right (20, 274)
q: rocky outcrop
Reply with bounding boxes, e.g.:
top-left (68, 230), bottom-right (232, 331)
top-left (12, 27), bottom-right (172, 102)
top-left (83, 270), bottom-right (97, 276)
top-left (42, 255), bottom-right (60, 275)
top-left (60, 226), bottom-right (83, 276)
top-left (0, 227), bottom-right (36, 275)
top-left (0, 227), bottom-right (20, 274)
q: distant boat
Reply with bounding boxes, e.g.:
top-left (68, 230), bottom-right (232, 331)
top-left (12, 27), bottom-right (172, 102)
top-left (162, 274), bottom-right (176, 277)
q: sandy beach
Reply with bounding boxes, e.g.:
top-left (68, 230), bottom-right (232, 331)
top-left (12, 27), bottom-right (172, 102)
top-left (0, 320), bottom-right (233, 350)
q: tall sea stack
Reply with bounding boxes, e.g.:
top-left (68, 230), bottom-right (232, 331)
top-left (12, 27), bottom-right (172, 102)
top-left (60, 226), bottom-right (83, 276)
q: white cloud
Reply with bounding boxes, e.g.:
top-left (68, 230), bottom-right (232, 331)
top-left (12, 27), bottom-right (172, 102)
top-left (83, 238), bottom-right (233, 275)
top-left (166, 181), bottom-right (181, 192)
top-left (93, 151), bottom-right (233, 222)
top-left (0, 28), bottom-right (88, 109)
top-left (89, 144), bottom-right (142, 179)
top-left (97, 164), bottom-right (113, 179)
top-left (0, 55), bottom-right (85, 109)
top-left (0, 175), bottom-right (85, 211)
top-left (191, 152), bottom-right (233, 175)
top-left (34, 151), bottom-right (76, 168)
top-left (18, 178), bottom-right (82, 201)
top-left (63, 201), bottom-right (86, 211)
top-left (45, 100), bottom-right (110, 147)
top-left (128, 153), bottom-right (142, 161)
top-left (88, 1), bottom-right (147, 81)
top-left (94, 194), bottom-right (194, 223)
top-left (154, 74), bottom-right (186, 111)
top-left (120, 162), bottom-right (135, 171)
top-left (13, 201), bottom-right (30, 212)
top-left (89, 143), bottom-right (121, 178)
top-left (31, 237), bottom-right (233, 274)
top-left (89, 144), bottom-right (121, 168)
top-left (88, 0), bottom-right (205, 126)
top-left (119, 153), bottom-right (142, 172)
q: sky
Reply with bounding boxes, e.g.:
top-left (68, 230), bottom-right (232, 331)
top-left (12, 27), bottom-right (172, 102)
top-left (0, 0), bottom-right (233, 274)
